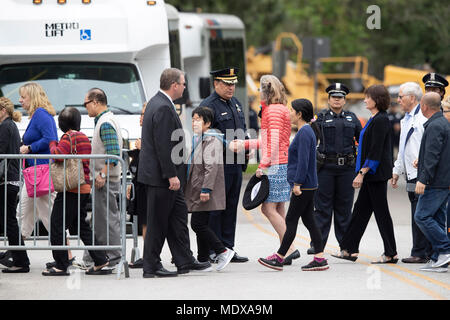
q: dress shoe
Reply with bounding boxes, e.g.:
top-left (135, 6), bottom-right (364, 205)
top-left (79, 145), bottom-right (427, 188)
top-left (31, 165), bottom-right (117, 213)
top-left (0, 251), bottom-right (13, 268)
top-left (307, 247), bottom-right (316, 255)
top-left (2, 266), bottom-right (30, 273)
top-left (143, 267), bottom-right (178, 278)
top-left (177, 259), bottom-right (212, 274)
top-left (231, 252), bottom-right (248, 263)
top-left (401, 256), bottom-right (428, 264)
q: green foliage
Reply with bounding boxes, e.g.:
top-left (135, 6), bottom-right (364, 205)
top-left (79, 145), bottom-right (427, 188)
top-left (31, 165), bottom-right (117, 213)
top-left (167, 0), bottom-right (450, 75)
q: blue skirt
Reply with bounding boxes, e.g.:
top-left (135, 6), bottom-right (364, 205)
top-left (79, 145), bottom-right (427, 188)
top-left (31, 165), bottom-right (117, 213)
top-left (265, 164), bottom-right (290, 203)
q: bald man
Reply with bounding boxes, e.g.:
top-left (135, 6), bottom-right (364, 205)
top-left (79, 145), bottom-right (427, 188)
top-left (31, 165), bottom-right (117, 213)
top-left (414, 92), bottom-right (450, 272)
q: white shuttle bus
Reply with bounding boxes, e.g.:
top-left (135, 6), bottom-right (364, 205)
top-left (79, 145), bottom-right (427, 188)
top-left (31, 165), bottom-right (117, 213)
top-left (0, 0), bottom-right (182, 149)
top-left (178, 12), bottom-right (248, 126)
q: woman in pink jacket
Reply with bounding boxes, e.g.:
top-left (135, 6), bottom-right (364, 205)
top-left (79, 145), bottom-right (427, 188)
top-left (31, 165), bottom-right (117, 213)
top-left (231, 75), bottom-right (299, 265)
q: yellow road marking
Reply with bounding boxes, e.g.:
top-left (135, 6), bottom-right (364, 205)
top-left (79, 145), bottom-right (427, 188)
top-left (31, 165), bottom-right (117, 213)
top-left (242, 208), bottom-right (449, 300)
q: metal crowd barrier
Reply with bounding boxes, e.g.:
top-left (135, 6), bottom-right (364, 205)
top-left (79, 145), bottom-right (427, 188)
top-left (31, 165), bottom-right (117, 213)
top-left (0, 154), bottom-right (130, 279)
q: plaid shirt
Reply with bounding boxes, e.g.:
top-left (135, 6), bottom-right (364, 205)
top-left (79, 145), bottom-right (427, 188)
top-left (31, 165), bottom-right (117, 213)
top-left (95, 109), bottom-right (120, 166)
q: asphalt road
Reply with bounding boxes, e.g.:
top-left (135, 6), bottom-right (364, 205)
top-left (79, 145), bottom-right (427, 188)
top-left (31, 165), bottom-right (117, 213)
top-left (0, 179), bottom-right (448, 302)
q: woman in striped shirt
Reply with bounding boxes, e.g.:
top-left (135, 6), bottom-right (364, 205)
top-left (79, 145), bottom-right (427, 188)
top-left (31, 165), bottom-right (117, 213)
top-left (42, 107), bottom-right (110, 276)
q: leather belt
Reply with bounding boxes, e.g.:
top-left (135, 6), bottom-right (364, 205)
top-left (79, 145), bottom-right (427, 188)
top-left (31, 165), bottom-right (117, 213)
top-left (325, 154), bottom-right (354, 166)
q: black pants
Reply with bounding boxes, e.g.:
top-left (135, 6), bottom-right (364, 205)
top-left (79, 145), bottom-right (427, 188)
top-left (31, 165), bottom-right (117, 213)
top-left (278, 190), bottom-right (323, 256)
top-left (314, 166), bottom-right (356, 247)
top-left (143, 186), bottom-right (194, 273)
top-left (209, 169), bottom-right (242, 250)
top-left (0, 185), bottom-right (29, 267)
top-left (191, 211), bottom-right (226, 262)
top-left (340, 181), bottom-right (397, 257)
top-left (50, 192), bottom-right (108, 271)
top-left (407, 189), bottom-right (432, 258)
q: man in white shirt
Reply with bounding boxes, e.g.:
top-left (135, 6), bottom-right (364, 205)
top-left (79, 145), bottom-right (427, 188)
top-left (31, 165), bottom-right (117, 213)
top-left (391, 82), bottom-right (431, 263)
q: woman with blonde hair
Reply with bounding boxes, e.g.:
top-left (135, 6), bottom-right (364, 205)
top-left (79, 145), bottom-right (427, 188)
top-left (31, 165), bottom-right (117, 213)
top-left (16, 82), bottom-right (58, 243)
top-left (231, 75), bottom-right (299, 265)
top-left (0, 97), bottom-right (30, 273)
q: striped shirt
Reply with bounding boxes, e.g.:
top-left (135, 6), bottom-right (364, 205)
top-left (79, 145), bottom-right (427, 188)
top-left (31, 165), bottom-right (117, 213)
top-left (94, 109), bottom-right (120, 166)
top-left (49, 130), bottom-right (92, 193)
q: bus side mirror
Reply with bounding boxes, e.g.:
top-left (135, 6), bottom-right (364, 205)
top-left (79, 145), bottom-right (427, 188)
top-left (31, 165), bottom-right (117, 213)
top-left (199, 77), bottom-right (211, 99)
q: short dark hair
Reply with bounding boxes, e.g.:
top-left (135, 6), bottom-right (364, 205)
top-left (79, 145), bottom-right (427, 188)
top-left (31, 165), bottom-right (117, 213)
top-left (87, 88), bottom-right (108, 105)
top-left (192, 106), bottom-right (214, 125)
top-left (291, 98), bottom-right (314, 122)
top-left (160, 68), bottom-right (184, 91)
top-left (365, 85), bottom-right (390, 111)
top-left (58, 107), bottom-right (81, 132)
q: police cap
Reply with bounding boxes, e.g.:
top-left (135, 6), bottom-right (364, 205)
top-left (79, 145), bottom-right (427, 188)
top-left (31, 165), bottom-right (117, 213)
top-left (422, 72), bottom-right (449, 88)
top-left (326, 82), bottom-right (350, 97)
top-left (210, 67), bottom-right (239, 84)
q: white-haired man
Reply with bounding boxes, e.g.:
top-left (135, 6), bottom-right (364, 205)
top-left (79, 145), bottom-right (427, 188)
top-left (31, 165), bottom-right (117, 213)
top-left (391, 82), bottom-right (431, 263)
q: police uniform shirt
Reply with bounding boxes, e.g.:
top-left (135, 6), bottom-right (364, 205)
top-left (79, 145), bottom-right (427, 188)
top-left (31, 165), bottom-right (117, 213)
top-left (316, 109), bottom-right (362, 156)
top-left (200, 91), bottom-right (246, 137)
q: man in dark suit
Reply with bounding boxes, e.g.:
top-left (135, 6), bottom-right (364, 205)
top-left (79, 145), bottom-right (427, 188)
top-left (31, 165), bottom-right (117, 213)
top-left (138, 68), bottom-right (211, 278)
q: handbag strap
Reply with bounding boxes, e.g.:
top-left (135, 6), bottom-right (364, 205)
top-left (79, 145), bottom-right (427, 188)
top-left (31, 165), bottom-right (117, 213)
top-left (64, 131), bottom-right (78, 155)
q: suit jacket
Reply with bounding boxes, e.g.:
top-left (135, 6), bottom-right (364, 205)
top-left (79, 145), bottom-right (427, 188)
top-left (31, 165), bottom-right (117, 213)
top-left (137, 91), bottom-right (187, 188)
top-left (358, 111), bottom-right (393, 182)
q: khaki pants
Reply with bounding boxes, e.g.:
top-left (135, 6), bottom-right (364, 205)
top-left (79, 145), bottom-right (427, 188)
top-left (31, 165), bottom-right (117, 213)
top-left (16, 186), bottom-right (56, 238)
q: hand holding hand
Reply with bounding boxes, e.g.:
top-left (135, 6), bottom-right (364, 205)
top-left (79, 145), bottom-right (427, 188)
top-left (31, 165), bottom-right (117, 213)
top-left (228, 140), bottom-right (244, 153)
top-left (20, 145), bottom-right (30, 154)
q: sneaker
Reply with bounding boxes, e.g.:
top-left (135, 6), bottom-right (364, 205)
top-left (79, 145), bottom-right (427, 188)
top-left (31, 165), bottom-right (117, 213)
top-left (216, 249), bottom-right (235, 271)
top-left (209, 253), bottom-right (218, 264)
top-left (419, 260), bottom-right (436, 271)
top-left (301, 257), bottom-right (329, 271)
top-left (420, 264), bottom-right (448, 273)
top-left (283, 249), bottom-right (300, 265)
top-left (258, 253), bottom-right (284, 271)
top-left (72, 259), bottom-right (91, 270)
top-left (431, 254), bottom-right (450, 268)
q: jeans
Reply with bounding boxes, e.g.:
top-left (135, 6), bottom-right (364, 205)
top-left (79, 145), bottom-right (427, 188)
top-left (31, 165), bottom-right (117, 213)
top-left (414, 188), bottom-right (450, 262)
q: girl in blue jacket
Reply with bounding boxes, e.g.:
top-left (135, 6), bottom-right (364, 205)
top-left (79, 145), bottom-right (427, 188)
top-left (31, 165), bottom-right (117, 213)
top-left (258, 99), bottom-right (329, 271)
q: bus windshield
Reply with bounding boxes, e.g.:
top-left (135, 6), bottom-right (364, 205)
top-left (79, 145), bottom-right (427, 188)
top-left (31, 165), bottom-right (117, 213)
top-left (0, 62), bottom-right (146, 115)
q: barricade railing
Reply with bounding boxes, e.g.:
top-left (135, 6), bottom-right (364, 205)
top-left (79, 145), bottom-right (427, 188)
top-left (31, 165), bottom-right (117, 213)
top-left (0, 154), bottom-right (130, 279)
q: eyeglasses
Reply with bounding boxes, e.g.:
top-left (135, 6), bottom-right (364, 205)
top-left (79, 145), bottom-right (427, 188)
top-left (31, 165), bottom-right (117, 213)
top-left (83, 100), bottom-right (93, 108)
top-left (178, 82), bottom-right (186, 87)
top-left (443, 110), bottom-right (450, 113)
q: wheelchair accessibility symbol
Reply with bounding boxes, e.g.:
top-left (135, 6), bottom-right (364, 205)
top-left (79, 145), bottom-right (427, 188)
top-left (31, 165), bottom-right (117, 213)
top-left (80, 29), bottom-right (91, 41)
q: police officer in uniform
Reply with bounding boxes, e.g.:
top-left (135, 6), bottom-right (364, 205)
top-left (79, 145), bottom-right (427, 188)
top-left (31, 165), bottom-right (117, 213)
top-left (308, 83), bottom-right (363, 254)
top-left (199, 67), bottom-right (249, 263)
top-left (422, 72), bottom-right (449, 101)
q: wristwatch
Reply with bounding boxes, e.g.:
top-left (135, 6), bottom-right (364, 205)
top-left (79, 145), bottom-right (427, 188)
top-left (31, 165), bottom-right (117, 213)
top-left (358, 170), bottom-right (366, 176)
top-left (99, 172), bottom-right (106, 179)
top-left (27, 145), bottom-right (32, 153)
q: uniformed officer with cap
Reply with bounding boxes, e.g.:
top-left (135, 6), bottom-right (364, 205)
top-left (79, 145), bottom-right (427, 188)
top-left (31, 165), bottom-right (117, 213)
top-left (199, 67), bottom-right (248, 263)
top-left (308, 83), bottom-right (363, 254)
top-left (422, 72), bottom-right (449, 101)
